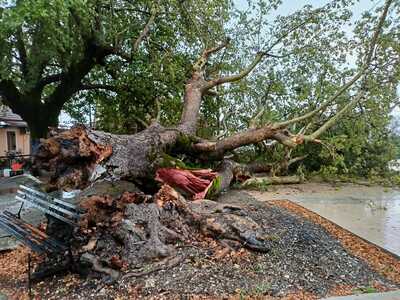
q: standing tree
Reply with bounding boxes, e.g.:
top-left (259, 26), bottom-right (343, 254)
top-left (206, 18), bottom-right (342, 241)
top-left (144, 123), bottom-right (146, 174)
top-left (0, 0), bottom-right (229, 139)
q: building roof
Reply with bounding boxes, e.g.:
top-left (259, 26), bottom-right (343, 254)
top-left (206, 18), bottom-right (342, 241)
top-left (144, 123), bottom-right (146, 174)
top-left (0, 105), bottom-right (28, 128)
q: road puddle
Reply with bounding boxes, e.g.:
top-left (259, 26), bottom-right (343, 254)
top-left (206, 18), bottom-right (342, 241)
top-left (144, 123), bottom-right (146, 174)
top-left (250, 183), bottom-right (400, 257)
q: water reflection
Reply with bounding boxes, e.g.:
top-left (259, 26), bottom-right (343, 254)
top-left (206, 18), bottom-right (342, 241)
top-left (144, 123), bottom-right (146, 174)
top-left (292, 187), bottom-right (400, 256)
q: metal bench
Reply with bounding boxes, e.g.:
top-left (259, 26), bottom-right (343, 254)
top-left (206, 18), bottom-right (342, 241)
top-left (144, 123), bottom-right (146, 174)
top-left (0, 184), bottom-right (80, 254)
top-left (0, 185), bottom-right (81, 296)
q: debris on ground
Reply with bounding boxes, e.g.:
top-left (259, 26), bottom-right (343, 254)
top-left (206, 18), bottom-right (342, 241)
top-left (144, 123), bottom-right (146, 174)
top-left (0, 190), bottom-right (399, 299)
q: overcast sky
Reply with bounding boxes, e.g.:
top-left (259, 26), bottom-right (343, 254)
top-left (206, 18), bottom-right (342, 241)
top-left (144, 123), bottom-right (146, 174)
top-left (235, 0), bottom-right (383, 20)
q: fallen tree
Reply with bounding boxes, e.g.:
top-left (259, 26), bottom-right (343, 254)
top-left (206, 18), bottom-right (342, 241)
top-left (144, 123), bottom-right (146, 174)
top-left (31, 0), bottom-right (393, 281)
top-left (36, 0), bottom-right (390, 191)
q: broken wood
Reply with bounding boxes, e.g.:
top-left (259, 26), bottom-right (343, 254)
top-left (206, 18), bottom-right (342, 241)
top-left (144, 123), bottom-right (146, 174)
top-left (155, 168), bottom-right (217, 199)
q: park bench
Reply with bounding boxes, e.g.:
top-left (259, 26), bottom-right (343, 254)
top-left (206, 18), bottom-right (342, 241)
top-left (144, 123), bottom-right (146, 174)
top-left (0, 184), bottom-right (80, 254)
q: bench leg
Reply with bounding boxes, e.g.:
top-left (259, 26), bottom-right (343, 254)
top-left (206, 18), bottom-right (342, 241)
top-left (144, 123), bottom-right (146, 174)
top-left (28, 253), bottom-right (32, 300)
top-left (17, 202), bottom-right (24, 219)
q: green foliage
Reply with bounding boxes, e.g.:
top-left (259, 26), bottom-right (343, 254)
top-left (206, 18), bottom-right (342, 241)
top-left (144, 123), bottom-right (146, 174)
top-left (353, 286), bottom-right (378, 294)
top-left (158, 154), bottom-right (187, 169)
top-left (205, 176), bottom-right (222, 199)
top-left (242, 179), bottom-right (270, 191)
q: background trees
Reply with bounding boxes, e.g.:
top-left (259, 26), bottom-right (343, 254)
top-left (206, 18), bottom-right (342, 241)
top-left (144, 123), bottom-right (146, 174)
top-left (0, 0), bottom-right (229, 138)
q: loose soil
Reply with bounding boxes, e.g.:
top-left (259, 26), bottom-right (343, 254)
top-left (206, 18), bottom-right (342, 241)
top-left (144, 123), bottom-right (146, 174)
top-left (0, 190), bottom-right (399, 299)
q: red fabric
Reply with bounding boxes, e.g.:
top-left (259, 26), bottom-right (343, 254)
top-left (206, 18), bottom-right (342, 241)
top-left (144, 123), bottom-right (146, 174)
top-left (155, 168), bottom-right (217, 200)
top-left (11, 162), bottom-right (23, 171)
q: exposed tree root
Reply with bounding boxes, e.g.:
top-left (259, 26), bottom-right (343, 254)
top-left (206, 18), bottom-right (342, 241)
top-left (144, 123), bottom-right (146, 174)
top-left (80, 253), bottom-right (120, 282)
top-left (120, 255), bottom-right (183, 281)
top-left (54, 182), bottom-right (272, 281)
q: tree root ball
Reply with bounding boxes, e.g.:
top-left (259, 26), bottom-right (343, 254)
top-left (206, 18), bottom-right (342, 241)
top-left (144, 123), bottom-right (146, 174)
top-left (61, 182), bottom-right (272, 281)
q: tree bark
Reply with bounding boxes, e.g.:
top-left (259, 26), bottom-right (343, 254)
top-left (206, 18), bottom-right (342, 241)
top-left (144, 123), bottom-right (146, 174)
top-left (242, 175), bottom-right (303, 187)
top-left (34, 124), bottom-right (193, 189)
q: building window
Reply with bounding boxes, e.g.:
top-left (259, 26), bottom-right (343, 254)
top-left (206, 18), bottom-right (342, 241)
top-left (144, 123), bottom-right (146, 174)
top-left (7, 131), bottom-right (16, 151)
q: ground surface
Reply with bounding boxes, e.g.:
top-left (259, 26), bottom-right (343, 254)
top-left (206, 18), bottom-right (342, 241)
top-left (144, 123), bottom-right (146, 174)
top-left (0, 189), bottom-right (399, 299)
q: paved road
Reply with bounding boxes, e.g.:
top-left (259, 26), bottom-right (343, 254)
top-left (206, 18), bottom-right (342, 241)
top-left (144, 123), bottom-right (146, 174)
top-left (0, 175), bottom-right (45, 250)
top-left (250, 183), bottom-right (400, 257)
top-left (324, 289), bottom-right (400, 299)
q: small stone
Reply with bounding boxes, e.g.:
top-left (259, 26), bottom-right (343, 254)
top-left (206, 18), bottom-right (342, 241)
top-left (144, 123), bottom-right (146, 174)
top-left (145, 278), bottom-right (156, 288)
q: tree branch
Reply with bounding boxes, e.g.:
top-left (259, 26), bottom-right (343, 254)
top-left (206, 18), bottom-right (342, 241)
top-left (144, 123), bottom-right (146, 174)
top-left (275, 72), bottom-right (363, 127)
top-left (203, 51), bottom-right (267, 90)
top-left (304, 91), bottom-right (365, 141)
top-left (276, 0), bottom-right (393, 128)
top-left (45, 41), bottom-right (114, 112)
top-left (0, 79), bottom-right (21, 105)
top-left (192, 39), bottom-right (230, 72)
top-left (132, 1), bottom-right (159, 53)
top-left (37, 73), bottom-right (64, 88)
top-left (191, 0), bottom-right (394, 157)
top-left (80, 83), bottom-right (119, 92)
top-left (15, 27), bottom-right (28, 77)
top-left (364, 0), bottom-right (393, 65)
top-left (265, 18), bottom-right (312, 53)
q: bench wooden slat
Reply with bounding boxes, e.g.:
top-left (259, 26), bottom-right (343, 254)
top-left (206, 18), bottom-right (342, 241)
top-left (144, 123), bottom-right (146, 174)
top-left (15, 195), bottom-right (78, 227)
top-left (3, 211), bottom-right (67, 252)
top-left (53, 198), bottom-right (78, 210)
top-left (0, 214), bottom-right (58, 253)
top-left (20, 185), bottom-right (54, 201)
top-left (0, 216), bottom-right (47, 253)
top-left (16, 190), bottom-right (80, 219)
top-left (20, 185), bottom-right (78, 211)
top-left (0, 213), bottom-right (66, 253)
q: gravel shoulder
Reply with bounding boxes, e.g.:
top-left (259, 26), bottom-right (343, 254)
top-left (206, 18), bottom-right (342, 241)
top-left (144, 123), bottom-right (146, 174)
top-left (0, 190), bottom-right (399, 299)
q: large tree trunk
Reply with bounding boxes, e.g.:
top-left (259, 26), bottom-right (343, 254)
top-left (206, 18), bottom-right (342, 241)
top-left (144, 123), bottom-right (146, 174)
top-left (25, 104), bottom-right (61, 140)
top-left (34, 123), bottom-right (194, 190)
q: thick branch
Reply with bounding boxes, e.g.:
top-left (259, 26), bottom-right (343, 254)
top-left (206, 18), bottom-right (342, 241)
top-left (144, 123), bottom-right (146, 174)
top-left (15, 27), bottom-right (28, 77)
top-left (0, 79), bottom-right (22, 109)
top-left (193, 125), bottom-right (278, 157)
top-left (203, 52), bottom-right (266, 90)
top-left (178, 42), bottom-right (230, 134)
top-left (37, 73), bottom-right (64, 88)
top-left (45, 41), bottom-right (114, 112)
